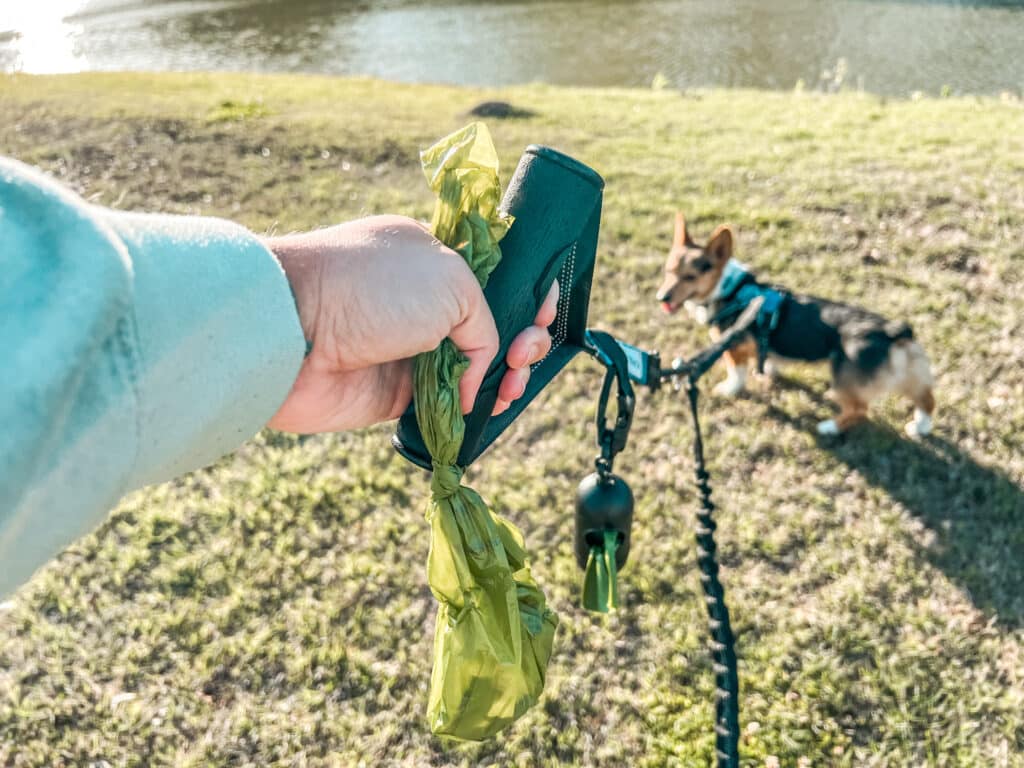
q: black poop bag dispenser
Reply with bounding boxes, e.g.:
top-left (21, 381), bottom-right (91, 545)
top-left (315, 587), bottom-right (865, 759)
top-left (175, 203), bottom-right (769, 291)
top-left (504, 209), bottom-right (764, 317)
top-left (575, 471), bottom-right (634, 612)
top-left (574, 328), bottom-right (637, 612)
top-left (393, 145), bottom-right (605, 468)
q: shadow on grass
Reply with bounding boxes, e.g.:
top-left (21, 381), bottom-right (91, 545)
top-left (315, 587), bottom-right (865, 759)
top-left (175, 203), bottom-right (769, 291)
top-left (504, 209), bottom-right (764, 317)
top-left (764, 380), bottom-right (1024, 627)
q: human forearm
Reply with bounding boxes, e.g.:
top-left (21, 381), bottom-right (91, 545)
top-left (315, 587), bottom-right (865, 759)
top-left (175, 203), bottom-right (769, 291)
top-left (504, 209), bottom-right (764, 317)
top-left (0, 158), bottom-right (305, 594)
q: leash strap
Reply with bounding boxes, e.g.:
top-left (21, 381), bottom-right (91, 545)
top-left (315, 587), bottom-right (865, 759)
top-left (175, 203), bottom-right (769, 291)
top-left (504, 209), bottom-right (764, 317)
top-left (753, 288), bottom-right (784, 374)
top-left (686, 379), bottom-right (741, 767)
top-left (582, 312), bottom-right (748, 764)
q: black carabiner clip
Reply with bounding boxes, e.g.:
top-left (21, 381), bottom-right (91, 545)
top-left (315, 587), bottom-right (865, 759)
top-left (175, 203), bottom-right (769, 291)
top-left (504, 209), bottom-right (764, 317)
top-left (584, 329), bottom-right (636, 471)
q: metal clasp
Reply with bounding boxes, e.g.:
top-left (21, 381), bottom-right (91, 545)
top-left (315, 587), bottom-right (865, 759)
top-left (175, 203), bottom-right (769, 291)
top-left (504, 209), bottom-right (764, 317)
top-left (584, 329), bottom-right (637, 476)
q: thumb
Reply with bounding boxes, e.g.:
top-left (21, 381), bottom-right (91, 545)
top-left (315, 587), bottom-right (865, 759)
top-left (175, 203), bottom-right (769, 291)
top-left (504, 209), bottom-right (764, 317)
top-left (447, 280), bottom-right (499, 415)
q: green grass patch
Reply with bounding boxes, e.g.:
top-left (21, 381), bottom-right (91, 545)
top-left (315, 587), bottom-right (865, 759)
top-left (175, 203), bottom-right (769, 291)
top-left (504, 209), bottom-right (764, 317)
top-left (205, 98), bottom-right (271, 124)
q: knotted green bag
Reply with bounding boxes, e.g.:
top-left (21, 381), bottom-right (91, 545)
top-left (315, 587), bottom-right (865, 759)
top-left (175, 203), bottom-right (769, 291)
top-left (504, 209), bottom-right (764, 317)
top-left (414, 123), bottom-right (558, 741)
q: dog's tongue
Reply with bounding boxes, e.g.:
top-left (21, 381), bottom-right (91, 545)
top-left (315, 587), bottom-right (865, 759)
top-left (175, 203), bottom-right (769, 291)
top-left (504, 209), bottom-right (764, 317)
top-left (660, 301), bottom-right (674, 315)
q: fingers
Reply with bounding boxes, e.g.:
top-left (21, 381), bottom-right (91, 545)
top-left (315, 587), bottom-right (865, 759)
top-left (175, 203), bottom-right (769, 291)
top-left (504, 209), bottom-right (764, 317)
top-left (491, 281), bottom-right (559, 415)
top-left (536, 280), bottom-right (559, 328)
top-left (492, 365), bottom-right (529, 416)
top-left (447, 280), bottom-right (500, 415)
top-left (505, 323), bottom-right (553, 370)
top-left (453, 279), bottom-right (558, 416)
top-left (492, 326), bottom-right (553, 416)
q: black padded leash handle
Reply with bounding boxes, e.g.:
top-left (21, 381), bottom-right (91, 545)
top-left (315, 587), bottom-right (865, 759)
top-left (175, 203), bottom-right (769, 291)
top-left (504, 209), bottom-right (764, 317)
top-left (393, 146), bottom-right (604, 469)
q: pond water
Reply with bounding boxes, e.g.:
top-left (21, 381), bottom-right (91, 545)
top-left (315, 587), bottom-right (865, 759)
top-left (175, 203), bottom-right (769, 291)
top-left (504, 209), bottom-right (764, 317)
top-left (3, 0), bottom-right (1023, 95)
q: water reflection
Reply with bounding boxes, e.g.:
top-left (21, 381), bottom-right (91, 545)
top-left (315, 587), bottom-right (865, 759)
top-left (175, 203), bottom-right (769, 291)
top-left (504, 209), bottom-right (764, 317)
top-left (1, 3), bottom-right (91, 73)
top-left (2, 0), bottom-right (1023, 95)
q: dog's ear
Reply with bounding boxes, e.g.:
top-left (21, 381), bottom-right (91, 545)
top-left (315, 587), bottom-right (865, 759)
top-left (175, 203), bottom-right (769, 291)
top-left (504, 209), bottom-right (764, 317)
top-left (706, 225), bottom-right (733, 263)
top-left (673, 211), bottom-right (692, 248)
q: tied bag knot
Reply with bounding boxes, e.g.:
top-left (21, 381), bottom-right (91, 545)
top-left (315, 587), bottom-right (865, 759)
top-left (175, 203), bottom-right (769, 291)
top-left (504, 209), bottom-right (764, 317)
top-left (431, 462), bottom-right (464, 500)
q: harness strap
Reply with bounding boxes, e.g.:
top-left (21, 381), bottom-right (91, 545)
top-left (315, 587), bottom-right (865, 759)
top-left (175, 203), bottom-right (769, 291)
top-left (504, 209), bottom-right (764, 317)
top-left (710, 283), bottom-right (785, 374)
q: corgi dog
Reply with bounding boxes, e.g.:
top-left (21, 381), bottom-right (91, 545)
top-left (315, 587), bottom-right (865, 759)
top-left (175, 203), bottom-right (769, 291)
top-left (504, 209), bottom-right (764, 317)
top-left (656, 213), bottom-right (935, 437)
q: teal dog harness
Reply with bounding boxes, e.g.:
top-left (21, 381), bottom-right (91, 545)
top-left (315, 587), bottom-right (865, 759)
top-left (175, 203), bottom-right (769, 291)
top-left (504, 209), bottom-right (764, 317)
top-left (706, 261), bottom-right (786, 372)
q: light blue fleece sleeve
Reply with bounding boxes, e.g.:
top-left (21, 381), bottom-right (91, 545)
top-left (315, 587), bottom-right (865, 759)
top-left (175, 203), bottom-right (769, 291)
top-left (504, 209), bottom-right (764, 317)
top-left (0, 157), bottom-right (305, 596)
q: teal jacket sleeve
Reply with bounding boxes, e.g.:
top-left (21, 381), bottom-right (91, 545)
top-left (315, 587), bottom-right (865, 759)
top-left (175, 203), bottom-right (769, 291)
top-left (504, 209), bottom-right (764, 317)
top-left (0, 157), bottom-right (306, 596)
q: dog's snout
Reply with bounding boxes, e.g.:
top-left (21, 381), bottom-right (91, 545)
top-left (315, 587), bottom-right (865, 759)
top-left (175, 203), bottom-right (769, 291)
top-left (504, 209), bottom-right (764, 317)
top-left (656, 286), bottom-right (678, 314)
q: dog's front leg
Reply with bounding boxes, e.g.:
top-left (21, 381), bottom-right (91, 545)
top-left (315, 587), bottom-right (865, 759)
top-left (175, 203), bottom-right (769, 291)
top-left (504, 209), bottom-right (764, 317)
top-left (713, 338), bottom-right (757, 397)
top-left (761, 356), bottom-right (781, 383)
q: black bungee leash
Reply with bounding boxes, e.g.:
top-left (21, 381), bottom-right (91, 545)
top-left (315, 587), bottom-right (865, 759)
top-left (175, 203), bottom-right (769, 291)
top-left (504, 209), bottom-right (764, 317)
top-left (580, 299), bottom-right (761, 768)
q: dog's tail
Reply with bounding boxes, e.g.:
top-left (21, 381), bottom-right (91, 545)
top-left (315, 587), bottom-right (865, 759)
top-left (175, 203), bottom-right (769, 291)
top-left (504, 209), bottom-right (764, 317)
top-left (841, 320), bottom-right (916, 374)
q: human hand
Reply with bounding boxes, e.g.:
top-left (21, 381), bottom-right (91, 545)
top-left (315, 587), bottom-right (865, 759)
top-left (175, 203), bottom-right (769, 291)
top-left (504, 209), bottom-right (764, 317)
top-left (265, 215), bottom-right (557, 433)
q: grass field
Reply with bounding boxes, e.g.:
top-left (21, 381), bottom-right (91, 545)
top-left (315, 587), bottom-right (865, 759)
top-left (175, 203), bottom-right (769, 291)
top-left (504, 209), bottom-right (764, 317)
top-left (1, 73), bottom-right (1023, 767)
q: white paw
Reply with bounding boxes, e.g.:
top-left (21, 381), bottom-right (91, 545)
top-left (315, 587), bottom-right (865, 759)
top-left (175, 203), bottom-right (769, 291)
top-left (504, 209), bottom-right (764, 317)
top-left (905, 410), bottom-right (932, 439)
top-left (817, 419), bottom-right (840, 436)
top-left (714, 376), bottom-right (746, 397)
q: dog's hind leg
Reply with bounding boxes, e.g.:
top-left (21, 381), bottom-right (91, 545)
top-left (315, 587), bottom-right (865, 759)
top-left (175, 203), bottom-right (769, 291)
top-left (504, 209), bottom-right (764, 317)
top-left (905, 388), bottom-right (935, 438)
top-left (817, 389), bottom-right (869, 435)
top-left (898, 341), bottom-right (935, 438)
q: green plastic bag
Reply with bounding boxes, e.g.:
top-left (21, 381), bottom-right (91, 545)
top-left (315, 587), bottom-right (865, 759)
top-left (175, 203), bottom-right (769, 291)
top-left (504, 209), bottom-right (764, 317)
top-left (583, 529), bottom-right (620, 613)
top-left (414, 123), bottom-right (558, 741)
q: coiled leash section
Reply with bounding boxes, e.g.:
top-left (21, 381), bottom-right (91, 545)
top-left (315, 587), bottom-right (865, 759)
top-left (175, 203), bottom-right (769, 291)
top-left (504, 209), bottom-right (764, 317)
top-left (685, 377), bottom-right (740, 767)
top-left (582, 300), bottom-right (762, 768)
